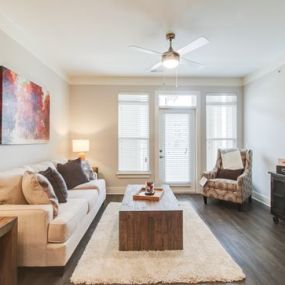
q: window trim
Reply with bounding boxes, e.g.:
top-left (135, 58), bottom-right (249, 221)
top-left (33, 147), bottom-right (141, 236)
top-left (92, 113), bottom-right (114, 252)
top-left (116, 171), bottom-right (151, 179)
top-left (117, 93), bottom-right (150, 176)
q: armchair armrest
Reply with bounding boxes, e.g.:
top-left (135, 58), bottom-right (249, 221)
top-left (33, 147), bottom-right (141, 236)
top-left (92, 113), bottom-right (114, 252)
top-left (0, 204), bottom-right (53, 266)
top-left (237, 170), bottom-right (249, 182)
top-left (237, 170), bottom-right (252, 200)
top-left (202, 168), bottom-right (218, 180)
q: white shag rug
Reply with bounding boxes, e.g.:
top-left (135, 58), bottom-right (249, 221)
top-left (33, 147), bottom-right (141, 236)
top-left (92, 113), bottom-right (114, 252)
top-left (71, 202), bottom-right (245, 284)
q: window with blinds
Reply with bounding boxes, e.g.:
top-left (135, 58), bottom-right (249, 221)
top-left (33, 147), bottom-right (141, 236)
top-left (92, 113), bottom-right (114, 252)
top-left (206, 94), bottom-right (237, 170)
top-left (118, 94), bottom-right (149, 172)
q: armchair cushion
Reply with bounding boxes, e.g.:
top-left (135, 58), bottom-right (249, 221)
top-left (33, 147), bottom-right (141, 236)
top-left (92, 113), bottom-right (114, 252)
top-left (208, 179), bottom-right (238, 192)
top-left (221, 149), bottom-right (244, 170)
top-left (217, 168), bottom-right (244, 180)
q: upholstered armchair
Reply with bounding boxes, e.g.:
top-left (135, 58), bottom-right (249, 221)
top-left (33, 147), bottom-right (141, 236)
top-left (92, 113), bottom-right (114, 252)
top-left (202, 149), bottom-right (252, 210)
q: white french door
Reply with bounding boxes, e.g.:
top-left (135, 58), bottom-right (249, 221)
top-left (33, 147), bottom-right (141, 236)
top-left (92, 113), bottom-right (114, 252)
top-left (159, 109), bottom-right (196, 185)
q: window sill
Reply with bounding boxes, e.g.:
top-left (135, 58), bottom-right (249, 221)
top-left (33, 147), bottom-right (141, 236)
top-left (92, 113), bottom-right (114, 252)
top-left (168, 183), bottom-right (191, 187)
top-left (116, 171), bottom-right (151, 179)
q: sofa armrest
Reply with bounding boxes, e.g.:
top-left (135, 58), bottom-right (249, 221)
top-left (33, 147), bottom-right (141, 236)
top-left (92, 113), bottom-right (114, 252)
top-left (0, 204), bottom-right (53, 266)
top-left (72, 179), bottom-right (106, 192)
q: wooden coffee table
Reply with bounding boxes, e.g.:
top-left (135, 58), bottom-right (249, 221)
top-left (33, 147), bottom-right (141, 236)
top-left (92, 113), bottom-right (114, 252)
top-left (0, 217), bottom-right (17, 285)
top-left (119, 184), bottom-right (183, 251)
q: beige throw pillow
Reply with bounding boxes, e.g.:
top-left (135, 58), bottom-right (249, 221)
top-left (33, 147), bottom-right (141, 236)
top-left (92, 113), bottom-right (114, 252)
top-left (22, 171), bottom-right (59, 217)
top-left (221, 150), bottom-right (244, 170)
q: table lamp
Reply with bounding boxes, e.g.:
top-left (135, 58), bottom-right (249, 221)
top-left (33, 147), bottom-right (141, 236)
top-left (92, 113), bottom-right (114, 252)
top-left (72, 139), bottom-right (90, 160)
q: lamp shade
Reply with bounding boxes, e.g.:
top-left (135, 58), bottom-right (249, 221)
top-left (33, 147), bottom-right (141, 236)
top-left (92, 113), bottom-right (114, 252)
top-left (72, 139), bottom-right (90, 153)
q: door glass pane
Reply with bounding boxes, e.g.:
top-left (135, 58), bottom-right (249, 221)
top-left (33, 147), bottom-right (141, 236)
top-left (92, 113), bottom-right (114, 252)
top-left (164, 113), bottom-right (192, 183)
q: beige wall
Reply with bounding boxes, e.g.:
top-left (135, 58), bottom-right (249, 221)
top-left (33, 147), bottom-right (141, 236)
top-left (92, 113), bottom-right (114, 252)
top-left (70, 85), bottom-right (155, 192)
top-left (70, 84), bottom-right (242, 192)
top-left (244, 67), bottom-right (285, 206)
top-left (0, 29), bottom-right (69, 171)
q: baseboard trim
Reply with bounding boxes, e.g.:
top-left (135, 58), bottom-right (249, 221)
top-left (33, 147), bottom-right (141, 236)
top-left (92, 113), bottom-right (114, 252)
top-left (252, 191), bottom-right (270, 207)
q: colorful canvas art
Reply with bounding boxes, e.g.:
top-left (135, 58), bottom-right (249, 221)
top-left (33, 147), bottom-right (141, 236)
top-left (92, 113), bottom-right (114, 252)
top-left (0, 66), bottom-right (50, 144)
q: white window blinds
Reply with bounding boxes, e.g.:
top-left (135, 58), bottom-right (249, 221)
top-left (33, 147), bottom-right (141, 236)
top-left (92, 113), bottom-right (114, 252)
top-left (206, 94), bottom-right (237, 170)
top-left (118, 94), bottom-right (149, 172)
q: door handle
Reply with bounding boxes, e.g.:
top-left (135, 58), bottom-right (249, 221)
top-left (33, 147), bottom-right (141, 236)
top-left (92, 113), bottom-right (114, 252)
top-left (159, 155), bottom-right (165, 159)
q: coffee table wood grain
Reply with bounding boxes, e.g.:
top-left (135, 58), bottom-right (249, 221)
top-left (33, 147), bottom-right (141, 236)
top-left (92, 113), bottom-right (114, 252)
top-left (119, 184), bottom-right (183, 251)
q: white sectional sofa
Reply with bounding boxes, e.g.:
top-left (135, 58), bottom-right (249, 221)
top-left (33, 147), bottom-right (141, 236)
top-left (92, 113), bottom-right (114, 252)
top-left (0, 161), bottom-right (106, 267)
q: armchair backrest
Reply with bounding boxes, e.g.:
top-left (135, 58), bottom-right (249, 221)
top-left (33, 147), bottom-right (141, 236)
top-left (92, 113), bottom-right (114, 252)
top-left (215, 149), bottom-right (252, 174)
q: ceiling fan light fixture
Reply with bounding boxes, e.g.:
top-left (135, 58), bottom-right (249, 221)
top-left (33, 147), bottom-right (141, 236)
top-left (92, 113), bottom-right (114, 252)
top-left (162, 51), bottom-right (180, 69)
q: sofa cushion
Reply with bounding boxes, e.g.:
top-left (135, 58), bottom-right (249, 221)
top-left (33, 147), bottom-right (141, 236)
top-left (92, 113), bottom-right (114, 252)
top-left (0, 168), bottom-right (27, 205)
top-left (57, 158), bottom-right (89, 189)
top-left (207, 178), bottom-right (238, 192)
top-left (39, 167), bottom-right (68, 203)
top-left (48, 198), bottom-right (88, 243)
top-left (22, 172), bottom-right (59, 217)
top-left (68, 189), bottom-right (99, 213)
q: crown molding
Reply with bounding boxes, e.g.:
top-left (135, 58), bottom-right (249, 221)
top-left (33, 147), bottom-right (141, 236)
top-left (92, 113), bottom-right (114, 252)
top-left (0, 12), bottom-right (70, 83)
top-left (70, 76), bottom-right (243, 86)
top-left (243, 54), bottom-right (285, 85)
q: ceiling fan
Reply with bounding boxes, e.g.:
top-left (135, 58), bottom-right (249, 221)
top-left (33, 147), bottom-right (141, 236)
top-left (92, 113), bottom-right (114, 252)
top-left (129, 32), bottom-right (209, 72)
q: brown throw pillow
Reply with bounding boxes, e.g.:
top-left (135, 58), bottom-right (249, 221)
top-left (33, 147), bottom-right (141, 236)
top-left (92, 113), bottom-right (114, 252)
top-left (57, 158), bottom-right (89, 189)
top-left (22, 171), bottom-right (59, 217)
top-left (39, 167), bottom-right (68, 203)
top-left (217, 169), bottom-right (244, 181)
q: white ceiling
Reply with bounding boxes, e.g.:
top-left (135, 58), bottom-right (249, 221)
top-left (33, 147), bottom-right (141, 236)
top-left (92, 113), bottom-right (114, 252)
top-left (0, 0), bottom-right (285, 80)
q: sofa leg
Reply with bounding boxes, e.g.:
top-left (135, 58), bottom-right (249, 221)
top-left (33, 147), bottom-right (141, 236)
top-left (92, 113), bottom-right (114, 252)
top-left (55, 266), bottom-right (65, 276)
top-left (203, 196), bottom-right (208, 205)
top-left (248, 195), bottom-right (252, 204)
top-left (238, 203), bottom-right (243, 212)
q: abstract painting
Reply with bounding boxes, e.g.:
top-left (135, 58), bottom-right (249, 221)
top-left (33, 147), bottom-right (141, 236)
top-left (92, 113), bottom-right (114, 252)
top-left (0, 66), bottom-right (50, 144)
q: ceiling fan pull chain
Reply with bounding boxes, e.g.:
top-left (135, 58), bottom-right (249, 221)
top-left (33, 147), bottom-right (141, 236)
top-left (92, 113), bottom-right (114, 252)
top-left (175, 67), bottom-right (178, 87)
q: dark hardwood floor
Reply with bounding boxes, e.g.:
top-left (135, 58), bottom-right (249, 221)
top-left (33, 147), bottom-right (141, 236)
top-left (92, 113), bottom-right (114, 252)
top-left (18, 194), bottom-right (285, 285)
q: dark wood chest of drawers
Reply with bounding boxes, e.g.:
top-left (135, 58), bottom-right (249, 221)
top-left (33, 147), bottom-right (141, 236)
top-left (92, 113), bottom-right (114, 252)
top-left (269, 172), bottom-right (285, 224)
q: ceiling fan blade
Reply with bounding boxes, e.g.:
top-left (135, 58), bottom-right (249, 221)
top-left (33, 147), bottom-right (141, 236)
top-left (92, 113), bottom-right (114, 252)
top-left (150, 62), bottom-right (163, 72)
top-left (129, 45), bottom-right (161, 55)
top-left (182, 57), bottom-right (204, 67)
top-left (178, 37), bottom-right (209, 56)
